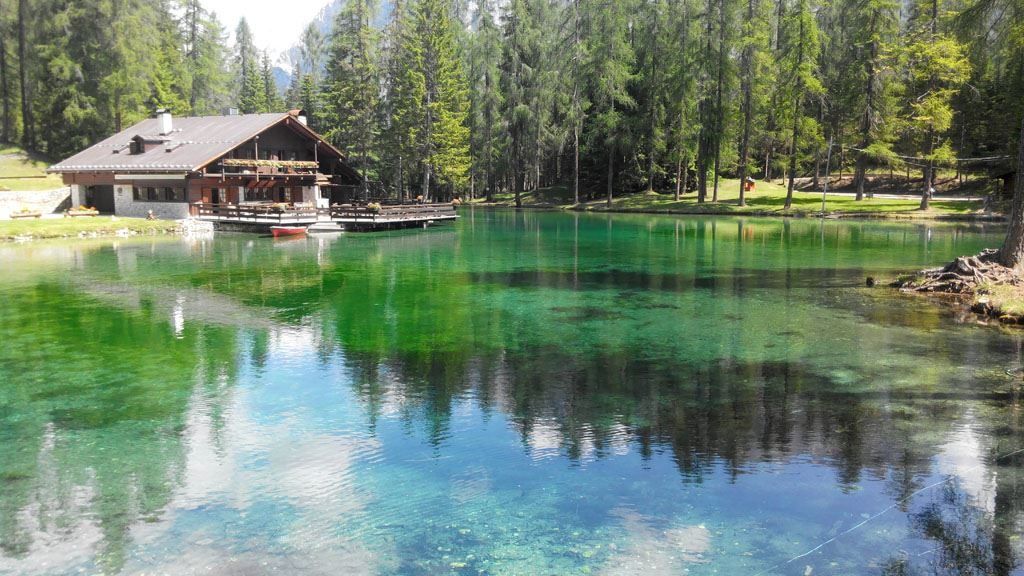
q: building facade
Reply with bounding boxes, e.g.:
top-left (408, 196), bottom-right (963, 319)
top-left (48, 110), bottom-right (360, 219)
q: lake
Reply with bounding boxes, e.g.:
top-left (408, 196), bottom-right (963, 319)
top-left (0, 210), bottom-right (1022, 575)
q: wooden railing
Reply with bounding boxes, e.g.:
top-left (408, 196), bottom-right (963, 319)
top-left (327, 203), bottom-right (458, 222)
top-left (192, 202), bottom-right (318, 223)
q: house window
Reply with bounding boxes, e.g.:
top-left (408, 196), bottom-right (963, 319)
top-left (163, 187), bottom-right (184, 201)
top-left (279, 187), bottom-right (291, 202)
top-left (133, 186), bottom-right (185, 202)
top-left (245, 187), bottom-right (275, 202)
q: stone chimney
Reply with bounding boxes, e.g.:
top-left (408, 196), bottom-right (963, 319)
top-left (157, 109), bottom-right (173, 135)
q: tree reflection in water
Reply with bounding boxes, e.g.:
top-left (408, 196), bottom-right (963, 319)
top-left (1, 216), bottom-right (1022, 574)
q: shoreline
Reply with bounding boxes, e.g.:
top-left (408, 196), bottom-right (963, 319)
top-left (0, 216), bottom-right (183, 242)
top-left (467, 201), bottom-right (1006, 222)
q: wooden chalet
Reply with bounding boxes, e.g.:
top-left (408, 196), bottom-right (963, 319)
top-left (47, 109), bottom-right (457, 231)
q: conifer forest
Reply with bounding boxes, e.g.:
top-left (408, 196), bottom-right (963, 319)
top-left (0, 0), bottom-right (1021, 203)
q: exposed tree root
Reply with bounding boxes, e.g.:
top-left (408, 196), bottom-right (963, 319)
top-left (892, 249), bottom-right (1023, 294)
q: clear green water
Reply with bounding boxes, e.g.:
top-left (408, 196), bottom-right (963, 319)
top-left (1, 210), bottom-right (1022, 575)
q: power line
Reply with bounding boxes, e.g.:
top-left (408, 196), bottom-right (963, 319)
top-left (840, 145), bottom-right (1011, 165)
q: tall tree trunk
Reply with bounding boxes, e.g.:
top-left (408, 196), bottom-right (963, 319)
top-left (696, 0), bottom-right (714, 203)
top-left (187, 0), bottom-right (199, 111)
top-left (573, 126), bottom-right (580, 204)
top-left (784, 11), bottom-right (805, 210)
top-left (920, 0), bottom-right (938, 210)
top-left (0, 31), bottom-right (10, 143)
top-left (646, 8), bottom-right (660, 193)
top-left (680, 156), bottom-right (689, 198)
top-left (572, 0), bottom-right (582, 205)
top-left (738, 0), bottom-right (754, 207)
top-left (606, 150), bottom-right (614, 207)
top-left (422, 162), bottom-right (431, 203)
top-left (785, 108), bottom-right (801, 209)
top-left (855, 16), bottom-right (878, 202)
top-left (397, 155), bottom-right (404, 201)
top-left (712, 0), bottom-right (726, 202)
top-left (17, 0), bottom-right (32, 150)
top-left (920, 132), bottom-right (934, 210)
top-left (675, 156), bottom-right (683, 200)
top-left (535, 127), bottom-right (541, 193)
top-left (485, 92), bottom-right (494, 202)
top-left (773, 0), bottom-right (785, 50)
top-left (996, 117), bottom-right (1024, 269)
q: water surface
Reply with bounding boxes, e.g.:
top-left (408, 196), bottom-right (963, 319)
top-left (1, 210), bottom-right (1022, 575)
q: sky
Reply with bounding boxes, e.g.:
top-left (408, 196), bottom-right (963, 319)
top-left (201, 0), bottom-right (330, 62)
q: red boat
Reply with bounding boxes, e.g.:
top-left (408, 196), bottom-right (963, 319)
top-left (270, 226), bottom-right (307, 238)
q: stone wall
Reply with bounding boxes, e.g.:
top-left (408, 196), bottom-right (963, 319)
top-left (0, 187), bottom-right (72, 218)
top-left (113, 185), bottom-right (191, 219)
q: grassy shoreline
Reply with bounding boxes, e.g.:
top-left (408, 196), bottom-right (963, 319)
top-left (973, 284), bottom-right (1024, 324)
top-left (0, 145), bottom-right (64, 191)
top-left (470, 179), bottom-right (995, 220)
top-left (0, 217), bottom-right (180, 241)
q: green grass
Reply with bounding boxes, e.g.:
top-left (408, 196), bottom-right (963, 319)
top-left (472, 178), bottom-right (986, 218)
top-left (0, 144), bottom-right (65, 191)
top-left (0, 217), bottom-right (179, 240)
top-left (976, 283), bottom-right (1024, 317)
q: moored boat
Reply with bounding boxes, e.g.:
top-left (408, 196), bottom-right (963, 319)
top-left (270, 226), bottom-right (307, 238)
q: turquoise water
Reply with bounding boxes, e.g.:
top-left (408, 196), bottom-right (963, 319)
top-left (0, 210), bottom-right (1022, 575)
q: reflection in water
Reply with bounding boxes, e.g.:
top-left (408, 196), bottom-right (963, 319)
top-left (0, 212), bottom-right (1022, 575)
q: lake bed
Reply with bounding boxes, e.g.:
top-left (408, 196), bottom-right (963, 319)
top-left (0, 210), bottom-right (1021, 575)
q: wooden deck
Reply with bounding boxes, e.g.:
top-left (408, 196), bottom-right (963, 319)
top-left (192, 202), bottom-right (458, 231)
top-left (328, 204), bottom-right (458, 230)
top-left (193, 203), bottom-right (318, 225)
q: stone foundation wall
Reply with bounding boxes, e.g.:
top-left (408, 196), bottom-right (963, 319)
top-left (113, 185), bottom-right (191, 219)
top-left (0, 187), bottom-right (72, 218)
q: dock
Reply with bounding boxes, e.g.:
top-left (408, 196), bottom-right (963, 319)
top-left (191, 202), bottom-right (458, 232)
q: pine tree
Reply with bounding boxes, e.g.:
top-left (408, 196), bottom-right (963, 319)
top-left (185, 1), bottom-right (230, 115)
top-left (636, 0), bottom-right (671, 193)
top-left (300, 22), bottom-right (326, 81)
top-left (468, 0), bottom-right (504, 201)
top-left (17, 0), bottom-right (32, 149)
top-left (585, 0), bottom-right (635, 206)
top-left (737, 0), bottom-right (770, 205)
top-left (324, 0), bottom-right (380, 192)
top-left (958, 0), bottom-right (1024, 268)
top-left (851, 0), bottom-right (900, 200)
top-left (151, 49), bottom-right (189, 114)
top-left (902, 0), bottom-right (969, 209)
top-left (235, 18), bottom-right (265, 113)
top-left (151, 0), bottom-right (190, 115)
top-left (564, 0), bottom-right (589, 204)
top-left (779, 0), bottom-right (823, 209)
top-left (667, 0), bottom-right (699, 200)
top-left (413, 0), bottom-right (471, 197)
top-left (382, 0), bottom-right (423, 199)
top-left (0, 5), bottom-right (12, 143)
top-left (500, 0), bottom-right (532, 206)
top-left (261, 52), bottom-right (283, 112)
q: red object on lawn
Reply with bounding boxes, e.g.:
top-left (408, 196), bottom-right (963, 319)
top-left (270, 226), bottom-right (307, 238)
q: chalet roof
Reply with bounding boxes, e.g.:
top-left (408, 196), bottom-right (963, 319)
top-left (48, 112), bottom-right (346, 174)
